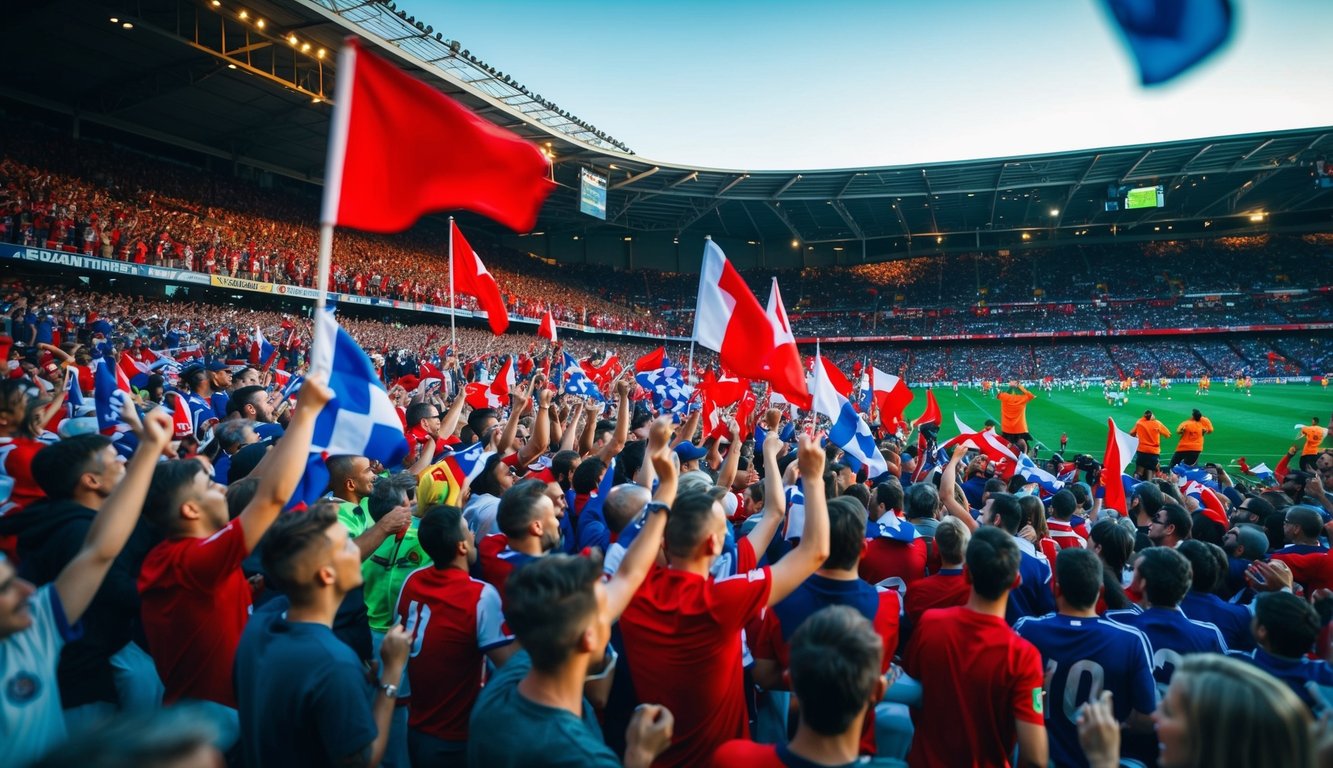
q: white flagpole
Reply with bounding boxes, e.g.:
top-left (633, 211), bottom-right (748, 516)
top-left (448, 216), bottom-right (457, 353)
top-left (688, 235), bottom-right (711, 385)
top-left (315, 40), bottom-right (357, 354)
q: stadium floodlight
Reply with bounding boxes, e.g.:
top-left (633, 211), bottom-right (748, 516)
top-left (255, 18), bottom-right (265, 28)
top-left (110, 16), bottom-right (118, 22)
top-left (238, 9), bottom-right (247, 19)
top-left (302, 43), bottom-right (311, 52)
top-left (1049, 208), bottom-right (1059, 216)
top-left (1249, 212), bottom-right (1265, 222)
top-left (288, 34), bottom-right (298, 45)
top-left (317, 48), bottom-right (326, 59)
top-left (122, 21), bottom-right (133, 29)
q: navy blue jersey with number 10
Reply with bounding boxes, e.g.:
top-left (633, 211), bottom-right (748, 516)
top-left (1014, 613), bottom-right (1158, 768)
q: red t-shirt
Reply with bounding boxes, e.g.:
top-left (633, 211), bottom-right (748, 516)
top-left (859, 537), bottom-right (932, 590)
top-left (138, 517), bottom-right (252, 706)
top-left (619, 558), bottom-right (774, 768)
top-left (1273, 550), bottom-right (1333, 594)
top-left (397, 567), bottom-right (513, 741)
top-left (903, 569), bottom-right (971, 629)
top-left (905, 606), bottom-right (1045, 768)
top-left (710, 741), bottom-right (812, 768)
top-left (0, 435), bottom-right (47, 559)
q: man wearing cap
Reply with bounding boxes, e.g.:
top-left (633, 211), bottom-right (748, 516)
top-left (675, 442), bottom-right (707, 474)
top-left (206, 361), bottom-right (233, 419)
top-left (1130, 409), bottom-right (1171, 480)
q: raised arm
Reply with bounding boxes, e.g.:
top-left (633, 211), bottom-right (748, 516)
top-left (940, 444), bottom-right (977, 531)
top-left (605, 417), bottom-right (676, 619)
top-left (595, 378), bottom-right (630, 464)
top-left (438, 390), bottom-right (466, 443)
top-left (517, 380), bottom-right (552, 465)
top-left (765, 434), bottom-right (830, 607)
top-left (557, 400), bottom-right (580, 452)
top-left (55, 407), bottom-right (172, 624)
top-left (671, 409), bottom-right (701, 450)
top-left (745, 430), bottom-right (789, 556)
top-left (579, 399), bottom-right (599, 456)
top-left (238, 376), bottom-right (333, 552)
top-left (494, 377), bottom-right (533, 457)
top-left (715, 420), bottom-right (743, 490)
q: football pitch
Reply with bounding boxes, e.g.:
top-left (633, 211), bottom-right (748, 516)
top-left (914, 383), bottom-right (1333, 469)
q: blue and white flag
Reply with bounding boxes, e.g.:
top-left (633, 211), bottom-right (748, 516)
top-left (63, 366), bottom-right (86, 417)
top-left (812, 351), bottom-right (889, 480)
top-left (1016, 454), bottom-right (1066, 496)
top-left (867, 510), bottom-right (917, 543)
top-left (291, 308), bottom-right (409, 507)
top-left (1171, 463), bottom-right (1218, 489)
top-left (254, 326), bottom-right (277, 367)
top-left (1104, 0), bottom-right (1232, 86)
top-left (635, 366), bottom-right (691, 414)
top-left (782, 480), bottom-right (806, 541)
top-left (562, 352), bottom-right (604, 402)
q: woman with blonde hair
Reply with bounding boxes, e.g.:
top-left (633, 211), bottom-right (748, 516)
top-left (1158, 654), bottom-right (1312, 767)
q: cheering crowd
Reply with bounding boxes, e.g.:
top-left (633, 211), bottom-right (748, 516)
top-left (1, 260), bottom-right (1332, 768)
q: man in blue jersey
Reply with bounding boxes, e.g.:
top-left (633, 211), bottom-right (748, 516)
top-left (1176, 541), bottom-right (1254, 651)
top-left (1015, 549), bottom-right (1157, 768)
top-left (985, 493), bottom-right (1055, 623)
top-left (1230, 591), bottom-right (1333, 714)
top-left (1107, 547), bottom-right (1227, 694)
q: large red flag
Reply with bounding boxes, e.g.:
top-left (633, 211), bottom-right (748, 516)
top-left (451, 222), bottom-right (509, 335)
top-left (321, 38), bottom-right (553, 233)
top-left (818, 356), bottom-right (854, 399)
top-left (913, 388), bottom-right (941, 428)
top-left (538, 308), bottom-right (558, 343)
top-left (762, 278), bottom-right (812, 409)
top-left (634, 347), bottom-right (666, 372)
top-left (693, 240), bottom-right (774, 381)
top-left (1101, 418), bottom-right (1139, 516)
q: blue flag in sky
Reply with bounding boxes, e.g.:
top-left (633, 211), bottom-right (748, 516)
top-left (1104, 0), bottom-right (1232, 85)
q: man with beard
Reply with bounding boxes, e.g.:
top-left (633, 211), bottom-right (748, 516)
top-left (475, 479), bottom-right (565, 604)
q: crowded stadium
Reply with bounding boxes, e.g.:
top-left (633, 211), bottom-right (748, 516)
top-left (2, 1), bottom-right (1332, 767)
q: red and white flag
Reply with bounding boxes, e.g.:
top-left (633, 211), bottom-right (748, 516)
top-left (634, 346), bottom-right (666, 373)
top-left (818, 356), bottom-right (854, 400)
top-left (693, 240), bottom-right (773, 381)
top-left (761, 278), bottom-right (811, 409)
top-left (538, 308), bottom-right (558, 343)
top-left (913, 388), bottom-right (942, 429)
top-left (465, 356), bottom-right (515, 410)
top-left (166, 392), bottom-right (195, 440)
top-left (320, 37), bottom-right (552, 233)
top-left (1101, 418), bottom-right (1140, 515)
top-left (868, 366), bottom-right (914, 430)
top-left (451, 222), bottom-right (509, 336)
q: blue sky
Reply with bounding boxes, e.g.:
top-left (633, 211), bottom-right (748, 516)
top-left (413, 0), bottom-right (1333, 170)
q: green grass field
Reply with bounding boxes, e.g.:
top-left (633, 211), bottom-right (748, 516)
top-left (914, 383), bottom-right (1333, 469)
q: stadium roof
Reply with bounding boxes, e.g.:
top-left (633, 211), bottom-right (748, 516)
top-left (8, 0), bottom-right (1333, 265)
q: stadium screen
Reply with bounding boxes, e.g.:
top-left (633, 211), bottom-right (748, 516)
top-left (1124, 184), bottom-right (1165, 210)
top-left (579, 168), bottom-right (608, 220)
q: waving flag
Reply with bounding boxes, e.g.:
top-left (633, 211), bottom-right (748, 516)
top-left (1171, 463), bottom-right (1219, 490)
top-left (635, 367), bottom-right (692, 414)
top-left (869, 510), bottom-right (917, 544)
top-left (1015, 454), bottom-right (1065, 496)
top-left (943, 414), bottom-right (1019, 467)
top-left (819, 356), bottom-right (854, 400)
top-left (252, 326), bottom-right (277, 367)
top-left (419, 441), bottom-right (494, 508)
top-left (862, 365), bottom-right (914, 430)
top-left (62, 367), bottom-right (85, 418)
top-left (1183, 480), bottom-right (1228, 527)
top-left (1236, 458), bottom-right (1275, 485)
top-left (693, 240), bottom-right (774, 381)
top-left (812, 351), bottom-right (888, 479)
top-left (1101, 418), bottom-right (1140, 515)
top-left (451, 223), bottom-right (509, 335)
top-left (913, 387), bottom-right (941, 429)
top-left (562, 352), bottom-right (604, 401)
top-left (538, 308), bottom-right (558, 343)
top-left (320, 37), bottom-right (552, 234)
top-left (586, 354), bottom-right (622, 389)
top-left (117, 353), bottom-right (150, 391)
top-left (291, 308), bottom-right (410, 508)
top-left (1104, 0), bottom-right (1233, 86)
top-left (634, 346), bottom-right (667, 373)
top-left (762, 278), bottom-right (811, 409)
top-left (465, 356), bottom-right (514, 410)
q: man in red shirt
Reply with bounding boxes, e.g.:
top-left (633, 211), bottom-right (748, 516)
top-left (1046, 489), bottom-right (1088, 549)
top-left (859, 481), bottom-right (936, 592)
top-left (903, 516), bottom-right (972, 632)
top-left (712, 607), bottom-right (887, 768)
top-left (398, 504), bottom-right (517, 766)
top-left (904, 525), bottom-right (1048, 767)
top-left (137, 378), bottom-right (328, 713)
top-left (618, 432), bottom-right (831, 768)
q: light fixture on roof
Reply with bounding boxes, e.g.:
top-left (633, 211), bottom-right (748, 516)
top-left (312, 97), bottom-right (322, 104)
top-left (1021, 232), bottom-right (1031, 240)
top-left (227, 63), bottom-right (237, 69)
top-left (317, 48), bottom-right (326, 58)
top-left (1249, 212), bottom-right (1265, 222)
top-left (288, 34), bottom-right (298, 45)
top-left (212, 0), bottom-right (220, 5)
top-left (1049, 208), bottom-right (1059, 216)
top-left (238, 9), bottom-right (247, 19)
top-left (301, 43), bottom-right (311, 52)
top-left (110, 16), bottom-right (118, 22)
top-left (255, 17), bottom-right (265, 28)
top-left (791, 239), bottom-right (799, 249)
top-left (122, 21), bottom-right (133, 28)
